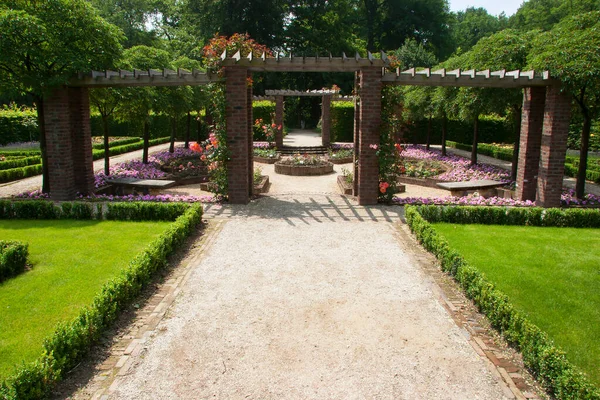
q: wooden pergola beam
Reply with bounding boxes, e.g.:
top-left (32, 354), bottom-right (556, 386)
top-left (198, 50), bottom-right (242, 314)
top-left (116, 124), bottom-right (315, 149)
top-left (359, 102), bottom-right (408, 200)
top-left (382, 69), bottom-right (554, 88)
top-left (69, 69), bottom-right (219, 87)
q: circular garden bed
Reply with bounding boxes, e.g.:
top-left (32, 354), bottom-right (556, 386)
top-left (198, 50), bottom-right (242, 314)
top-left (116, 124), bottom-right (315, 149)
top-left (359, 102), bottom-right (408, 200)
top-left (275, 161), bottom-right (334, 176)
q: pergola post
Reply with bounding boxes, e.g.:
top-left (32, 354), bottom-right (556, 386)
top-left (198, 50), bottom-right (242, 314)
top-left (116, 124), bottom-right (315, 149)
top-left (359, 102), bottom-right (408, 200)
top-left (225, 66), bottom-right (252, 204)
top-left (247, 81), bottom-right (254, 197)
top-left (321, 95), bottom-right (332, 147)
top-left (537, 85), bottom-right (571, 207)
top-left (356, 67), bottom-right (381, 205)
top-left (516, 87), bottom-right (545, 201)
top-left (44, 86), bottom-right (94, 200)
top-left (353, 79), bottom-right (360, 196)
top-left (275, 95), bottom-right (284, 148)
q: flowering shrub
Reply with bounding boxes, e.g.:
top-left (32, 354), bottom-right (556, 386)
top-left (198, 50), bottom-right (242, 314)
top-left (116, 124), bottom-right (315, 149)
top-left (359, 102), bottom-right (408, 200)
top-left (328, 149), bottom-right (353, 160)
top-left (203, 33), bottom-right (272, 71)
top-left (393, 194), bottom-right (536, 207)
top-left (254, 148), bottom-right (278, 158)
top-left (254, 141), bottom-right (275, 149)
top-left (402, 159), bottom-right (445, 178)
top-left (253, 118), bottom-right (281, 142)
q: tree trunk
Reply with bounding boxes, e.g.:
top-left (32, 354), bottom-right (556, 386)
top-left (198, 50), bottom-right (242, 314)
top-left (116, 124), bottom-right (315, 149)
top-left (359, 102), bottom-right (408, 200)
top-left (143, 121), bottom-right (149, 164)
top-left (185, 111), bottom-right (191, 149)
top-left (35, 96), bottom-right (50, 193)
top-left (441, 114), bottom-right (447, 156)
top-left (471, 115), bottom-right (479, 165)
top-left (102, 115), bottom-right (110, 175)
top-left (426, 115), bottom-right (432, 151)
top-left (197, 114), bottom-right (202, 142)
top-left (363, 0), bottom-right (378, 52)
top-left (575, 111), bottom-right (592, 199)
top-left (170, 117), bottom-right (176, 153)
top-left (511, 108), bottom-right (522, 181)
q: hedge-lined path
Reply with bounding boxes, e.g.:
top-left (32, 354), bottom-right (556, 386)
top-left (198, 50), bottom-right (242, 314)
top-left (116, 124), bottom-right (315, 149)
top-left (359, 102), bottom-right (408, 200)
top-left (431, 144), bottom-right (600, 196)
top-left (65, 194), bottom-right (542, 400)
top-left (0, 142), bottom-right (179, 198)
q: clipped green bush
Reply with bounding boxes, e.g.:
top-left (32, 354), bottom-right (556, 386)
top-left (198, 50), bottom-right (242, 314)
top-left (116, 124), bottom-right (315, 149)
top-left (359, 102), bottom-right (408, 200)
top-left (91, 137), bottom-right (141, 150)
top-left (0, 109), bottom-right (38, 146)
top-left (331, 101), bottom-right (354, 142)
top-left (405, 205), bottom-right (600, 399)
top-left (408, 116), bottom-right (513, 145)
top-left (0, 241), bottom-right (29, 282)
top-left (253, 100), bottom-right (275, 123)
top-left (446, 141), bottom-right (515, 162)
top-left (0, 157), bottom-right (41, 171)
top-left (0, 201), bottom-right (203, 399)
top-left (0, 165), bottom-right (43, 184)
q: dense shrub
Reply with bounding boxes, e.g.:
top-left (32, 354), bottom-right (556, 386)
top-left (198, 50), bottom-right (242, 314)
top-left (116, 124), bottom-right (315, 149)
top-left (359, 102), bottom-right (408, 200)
top-left (446, 141), bottom-right (514, 161)
top-left (405, 205), bottom-right (600, 399)
top-left (0, 241), bottom-right (29, 282)
top-left (91, 137), bottom-right (141, 150)
top-left (0, 164), bottom-right (43, 184)
top-left (253, 100), bottom-right (275, 123)
top-left (0, 109), bottom-right (38, 146)
top-left (0, 201), bottom-right (203, 399)
top-left (407, 116), bottom-right (513, 145)
top-left (331, 101), bottom-right (354, 142)
top-left (0, 150), bottom-right (40, 157)
top-left (0, 156), bottom-right (41, 171)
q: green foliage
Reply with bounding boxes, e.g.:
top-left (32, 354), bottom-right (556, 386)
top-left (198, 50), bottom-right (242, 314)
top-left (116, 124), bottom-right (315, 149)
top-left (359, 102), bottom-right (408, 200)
top-left (330, 101), bottom-right (354, 143)
top-left (105, 202), bottom-right (191, 221)
top-left (253, 101), bottom-right (275, 125)
top-left (204, 84), bottom-right (229, 197)
top-left (0, 164), bottom-right (43, 184)
top-left (406, 116), bottom-right (513, 145)
top-left (449, 7), bottom-right (508, 53)
top-left (0, 106), bottom-right (38, 145)
top-left (90, 137), bottom-right (141, 150)
top-left (0, 156), bottom-right (41, 171)
top-left (405, 206), bottom-right (600, 399)
top-left (388, 38), bottom-right (438, 69)
top-left (0, 202), bottom-right (202, 398)
top-left (446, 141), bottom-right (514, 161)
top-left (0, 240), bottom-right (28, 283)
top-left (509, 0), bottom-right (599, 31)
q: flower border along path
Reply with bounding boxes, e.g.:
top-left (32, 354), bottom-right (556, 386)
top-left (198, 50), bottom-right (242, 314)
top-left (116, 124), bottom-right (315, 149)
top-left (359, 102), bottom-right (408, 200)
top-left (0, 200), bottom-right (202, 400)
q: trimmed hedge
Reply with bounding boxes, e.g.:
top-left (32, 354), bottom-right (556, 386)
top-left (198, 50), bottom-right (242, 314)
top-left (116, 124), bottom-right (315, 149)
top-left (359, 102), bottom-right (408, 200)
top-left (405, 205), bottom-right (600, 400)
top-left (0, 157), bottom-right (41, 171)
top-left (408, 116), bottom-right (514, 145)
top-left (0, 201), bottom-right (203, 399)
top-left (91, 137), bottom-right (169, 160)
top-left (91, 137), bottom-right (141, 150)
top-left (563, 162), bottom-right (600, 184)
top-left (0, 241), bottom-right (29, 283)
top-left (331, 101), bottom-right (354, 142)
top-left (0, 164), bottom-right (43, 184)
top-left (446, 141), bottom-right (514, 162)
top-left (0, 110), bottom-right (38, 146)
top-left (0, 150), bottom-right (40, 158)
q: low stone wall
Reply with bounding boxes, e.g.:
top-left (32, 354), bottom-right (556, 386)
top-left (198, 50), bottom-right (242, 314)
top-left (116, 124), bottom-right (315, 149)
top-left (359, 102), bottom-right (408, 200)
top-left (274, 161), bottom-right (334, 176)
top-left (329, 157), bottom-right (353, 164)
top-left (254, 155), bottom-right (280, 164)
top-left (397, 175), bottom-right (446, 188)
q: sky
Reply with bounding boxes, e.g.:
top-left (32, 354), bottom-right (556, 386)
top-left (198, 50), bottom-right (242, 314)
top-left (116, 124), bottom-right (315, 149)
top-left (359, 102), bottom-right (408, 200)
top-left (449, 0), bottom-right (524, 16)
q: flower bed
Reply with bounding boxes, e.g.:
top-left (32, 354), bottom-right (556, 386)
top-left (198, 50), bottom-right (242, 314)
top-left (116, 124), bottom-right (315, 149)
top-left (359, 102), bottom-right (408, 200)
top-left (254, 148), bottom-right (280, 164)
top-left (275, 154), bottom-right (333, 176)
top-left (328, 148), bottom-right (354, 164)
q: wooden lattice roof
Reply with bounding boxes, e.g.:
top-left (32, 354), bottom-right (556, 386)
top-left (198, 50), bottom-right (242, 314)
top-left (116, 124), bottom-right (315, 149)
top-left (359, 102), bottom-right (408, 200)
top-left (71, 69), bottom-right (217, 87)
top-left (264, 89), bottom-right (340, 97)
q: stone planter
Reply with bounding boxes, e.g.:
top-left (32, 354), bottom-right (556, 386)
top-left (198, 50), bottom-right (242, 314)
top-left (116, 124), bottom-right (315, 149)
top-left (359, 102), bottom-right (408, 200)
top-left (254, 175), bottom-right (270, 194)
top-left (397, 175), bottom-right (447, 188)
top-left (329, 156), bottom-right (353, 164)
top-left (254, 155), bottom-right (280, 164)
top-left (274, 161), bottom-right (334, 176)
top-left (496, 187), bottom-right (515, 199)
top-left (337, 175), bottom-right (353, 195)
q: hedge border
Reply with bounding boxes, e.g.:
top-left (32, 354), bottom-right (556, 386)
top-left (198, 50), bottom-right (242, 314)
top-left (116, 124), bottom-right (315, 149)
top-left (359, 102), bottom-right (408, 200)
top-left (0, 157), bottom-right (41, 171)
top-left (91, 137), bottom-right (142, 150)
top-left (0, 201), bottom-right (203, 399)
top-left (0, 241), bottom-right (29, 283)
top-left (405, 205), bottom-right (600, 400)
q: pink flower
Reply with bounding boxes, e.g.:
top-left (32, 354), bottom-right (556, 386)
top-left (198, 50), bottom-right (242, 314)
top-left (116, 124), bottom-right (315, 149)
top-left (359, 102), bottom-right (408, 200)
top-left (369, 144), bottom-right (378, 150)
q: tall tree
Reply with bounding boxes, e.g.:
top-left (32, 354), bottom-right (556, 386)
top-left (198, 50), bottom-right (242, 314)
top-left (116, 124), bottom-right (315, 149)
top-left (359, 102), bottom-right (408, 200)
top-left (449, 7), bottom-right (507, 53)
top-left (89, 88), bottom-right (123, 175)
top-left (0, 0), bottom-right (123, 193)
top-left (388, 38), bottom-right (438, 69)
top-left (509, 0), bottom-right (599, 31)
top-left (529, 11), bottom-right (600, 198)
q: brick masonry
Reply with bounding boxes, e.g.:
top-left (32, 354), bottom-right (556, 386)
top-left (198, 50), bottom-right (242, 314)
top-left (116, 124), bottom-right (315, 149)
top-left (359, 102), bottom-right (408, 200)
top-left (516, 87), bottom-right (545, 202)
top-left (321, 95), bottom-right (331, 147)
top-left (357, 67), bottom-right (381, 205)
top-left (44, 86), bottom-right (94, 200)
top-left (275, 96), bottom-right (284, 148)
top-left (225, 67), bottom-right (252, 204)
top-left (353, 73), bottom-right (360, 196)
top-left (537, 85), bottom-right (571, 208)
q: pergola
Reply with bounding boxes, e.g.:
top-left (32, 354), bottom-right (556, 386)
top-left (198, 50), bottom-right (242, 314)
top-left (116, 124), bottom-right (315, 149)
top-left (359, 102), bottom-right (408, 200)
top-left (263, 89), bottom-right (340, 147)
top-left (46, 51), bottom-right (567, 207)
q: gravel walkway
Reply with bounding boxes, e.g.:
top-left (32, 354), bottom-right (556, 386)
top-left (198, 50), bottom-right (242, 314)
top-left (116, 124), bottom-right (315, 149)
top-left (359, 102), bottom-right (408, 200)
top-left (107, 195), bottom-right (511, 399)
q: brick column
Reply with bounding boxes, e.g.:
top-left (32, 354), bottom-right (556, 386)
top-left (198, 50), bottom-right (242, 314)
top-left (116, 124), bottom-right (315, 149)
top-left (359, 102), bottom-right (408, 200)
top-left (516, 87), bottom-right (545, 201)
top-left (321, 95), bottom-right (331, 147)
top-left (537, 85), bottom-right (571, 208)
top-left (247, 82), bottom-right (254, 196)
top-left (353, 93), bottom-right (360, 196)
top-left (44, 87), bottom-right (94, 200)
top-left (275, 96), bottom-right (284, 148)
top-left (357, 67), bottom-right (382, 205)
top-left (225, 67), bottom-right (251, 204)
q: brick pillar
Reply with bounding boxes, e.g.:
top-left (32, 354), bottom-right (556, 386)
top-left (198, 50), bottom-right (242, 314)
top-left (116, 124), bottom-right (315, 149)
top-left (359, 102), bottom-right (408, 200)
top-left (247, 81), bottom-right (254, 196)
top-left (321, 95), bottom-right (331, 147)
top-left (516, 87), bottom-right (545, 201)
top-left (275, 96), bottom-right (284, 148)
top-left (225, 67), bottom-right (251, 204)
top-left (357, 67), bottom-right (381, 205)
top-left (44, 87), bottom-right (94, 200)
top-left (537, 85), bottom-right (571, 208)
top-left (353, 73), bottom-right (360, 196)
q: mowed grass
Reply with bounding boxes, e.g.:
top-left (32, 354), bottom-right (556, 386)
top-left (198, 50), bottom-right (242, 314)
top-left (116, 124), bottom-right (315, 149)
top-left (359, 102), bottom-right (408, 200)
top-left (0, 219), bottom-right (171, 379)
top-left (432, 223), bottom-right (600, 385)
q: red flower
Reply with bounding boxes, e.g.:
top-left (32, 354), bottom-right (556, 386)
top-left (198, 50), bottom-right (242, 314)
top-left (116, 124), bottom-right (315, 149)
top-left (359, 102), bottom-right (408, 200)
top-left (190, 142), bottom-right (202, 153)
top-left (379, 181), bottom-right (390, 194)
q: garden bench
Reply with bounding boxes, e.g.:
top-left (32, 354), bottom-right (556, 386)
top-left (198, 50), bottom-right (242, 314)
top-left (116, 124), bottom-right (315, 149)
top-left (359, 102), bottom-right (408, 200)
top-left (436, 179), bottom-right (505, 198)
top-left (106, 177), bottom-right (177, 195)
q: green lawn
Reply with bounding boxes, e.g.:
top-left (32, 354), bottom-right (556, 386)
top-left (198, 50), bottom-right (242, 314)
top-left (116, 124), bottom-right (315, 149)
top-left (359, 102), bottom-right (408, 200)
top-left (0, 219), bottom-right (171, 379)
top-left (433, 223), bottom-right (600, 386)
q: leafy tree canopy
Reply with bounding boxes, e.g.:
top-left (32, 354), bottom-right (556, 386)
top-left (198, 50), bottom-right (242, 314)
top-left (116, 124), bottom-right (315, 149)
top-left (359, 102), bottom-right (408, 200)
top-left (449, 7), bottom-right (507, 53)
top-left (388, 38), bottom-right (438, 69)
top-left (509, 0), bottom-right (599, 31)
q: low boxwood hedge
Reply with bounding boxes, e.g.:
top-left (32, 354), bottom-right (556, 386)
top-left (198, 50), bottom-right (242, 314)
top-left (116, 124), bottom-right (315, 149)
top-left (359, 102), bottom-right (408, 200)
top-left (0, 157), bottom-right (42, 171)
top-left (0, 164), bottom-right (43, 184)
top-left (0, 201), bottom-right (203, 399)
top-left (446, 141), bottom-right (515, 162)
top-left (405, 205), bottom-right (600, 400)
top-left (91, 137), bottom-right (141, 150)
top-left (0, 241), bottom-right (29, 283)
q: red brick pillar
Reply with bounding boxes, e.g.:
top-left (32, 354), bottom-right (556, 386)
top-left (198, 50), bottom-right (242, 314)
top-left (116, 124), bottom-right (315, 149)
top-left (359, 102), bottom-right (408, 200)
top-left (321, 95), bottom-right (331, 147)
top-left (516, 87), bottom-right (545, 201)
top-left (247, 83), bottom-right (254, 196)
top-left (44, 87), bottom-right (94, 200)
top-left (225, 67), bottom-right (251, 204)
top-left (275, 96), bottom-right (284, 148)
top-left (357, 67), bottom-right (382, 205)
top-left (537, 85), bottom-right (571, 208)
top-left (353, 92), bottom-right (360, 196)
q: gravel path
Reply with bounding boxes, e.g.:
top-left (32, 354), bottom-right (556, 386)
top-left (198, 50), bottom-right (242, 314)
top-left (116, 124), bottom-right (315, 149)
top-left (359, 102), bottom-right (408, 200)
top-left (0, 142), bottom-right (177, 198)
top-left (108, 195), bottom-right (511, 399)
